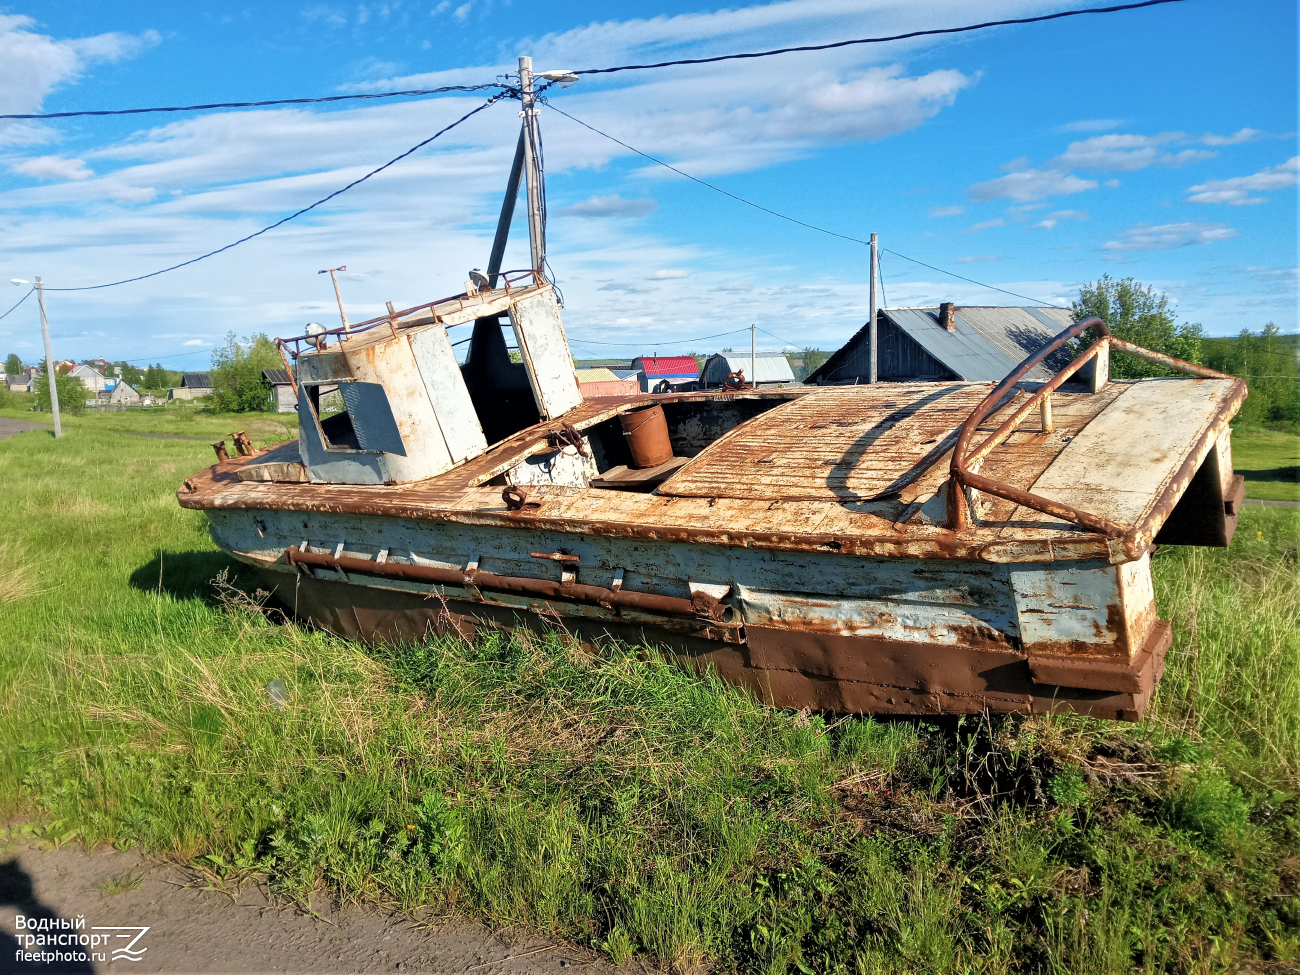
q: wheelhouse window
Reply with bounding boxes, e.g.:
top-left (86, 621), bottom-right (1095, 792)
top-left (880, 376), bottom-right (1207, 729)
top-left (303, 380), bottom-right (406, 455)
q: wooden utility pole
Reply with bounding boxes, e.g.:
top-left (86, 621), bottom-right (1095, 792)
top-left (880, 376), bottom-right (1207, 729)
top-left (518, 56), bottom-right (546, 277)
top-left (35, 276), bottom-right (61, 438)
top-left (750, 323), bottom-right (756, 389)
top-left (868, 232), bottom-right (878, 384)
top-left (319, 266), bottom-right (349, 333)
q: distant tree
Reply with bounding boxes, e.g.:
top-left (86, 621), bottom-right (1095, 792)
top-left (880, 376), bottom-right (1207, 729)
top-left (113, 362), bottom-right (143, 385)
top-left (210, 333), bottom-right (282, 412)
top-left (4, 353), bottom-right (20, 376)
top-left (34, 371), bottom-right (86, 415)
top-left (1071, 275), bottom-right (1203, 378)
top-left (800, 346), bottom-right (830, 381)
top-left (1203, 322), bottom-right (1300, 426)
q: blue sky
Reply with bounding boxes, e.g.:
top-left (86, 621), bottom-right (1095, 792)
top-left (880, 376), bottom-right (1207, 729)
top-left (0, 0), bottom-right (1295, 369)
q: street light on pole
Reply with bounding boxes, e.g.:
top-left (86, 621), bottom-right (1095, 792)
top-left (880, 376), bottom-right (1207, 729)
top-left (318, 266), bottom-right (349, 333)
top-left (11, 277), bottom-right (60, 438)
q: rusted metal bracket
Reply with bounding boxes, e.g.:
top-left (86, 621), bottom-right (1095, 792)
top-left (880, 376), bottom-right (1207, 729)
top-left (502, 485), bottom-right (539, 511)
top-left (947, 317), bottom-right (1236, 543)
top-left (284, 546), bottom-right (735, 623)
top-left (212, 440), bottom-right (229, 462)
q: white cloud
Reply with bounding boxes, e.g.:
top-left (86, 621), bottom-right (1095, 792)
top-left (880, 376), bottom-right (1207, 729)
top-left (558, 194), bottom-right (658, 218)
top-left (1102, 222), bottom-right (1239, 252)
top-left (0, 15), bottom-right (159, 145)
top-left (1059, 118), bottom-right (1125, 133)
top-left (928, 204), bottom-right (964, 217)
top-left (181, 339), bottom-right (208, 347)
top-left (651, 269), bottom-right (690, 279)
top-left (969, 169), bottom-right (1096, 203)
top-left (1186, 157), bottom-right (1298, 206)
top-left (1049, 133), bottom-right (1216, 173)
top-left (453, 3), bottom-right (472, 22)
top-left (1201, 128), bottom-right (1263, 146)
top-left (10, 155), bottom-right (93, 180)
top-left (954, 254), bottom-right (997, 264)
top-left (961, 218), bottom-right (1006, 233)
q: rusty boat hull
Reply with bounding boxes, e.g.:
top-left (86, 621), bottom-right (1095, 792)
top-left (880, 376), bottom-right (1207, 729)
top-left (180, 290), bottom-right (1246, 721)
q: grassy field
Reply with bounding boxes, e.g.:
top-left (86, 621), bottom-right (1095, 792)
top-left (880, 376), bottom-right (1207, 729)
top-left (2, 410), bottom-right (1299, 973)
top-left (1233, 427), bottom-right (1300, 502)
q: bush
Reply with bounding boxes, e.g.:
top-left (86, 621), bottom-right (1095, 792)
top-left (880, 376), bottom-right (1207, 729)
top-left (210, 333), bottom-right (282, 413)
top-left (1072, 275), bottom-right (1203, 378)
top-left (33, 371), bottom-right (86, 415)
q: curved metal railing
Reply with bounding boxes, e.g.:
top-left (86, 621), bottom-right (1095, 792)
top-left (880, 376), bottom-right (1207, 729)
top-left (946, 316), bottom-right (1234, 536)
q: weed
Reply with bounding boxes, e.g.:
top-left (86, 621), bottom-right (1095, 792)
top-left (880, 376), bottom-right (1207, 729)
top-left (96, 872), bottom-right (143, 895)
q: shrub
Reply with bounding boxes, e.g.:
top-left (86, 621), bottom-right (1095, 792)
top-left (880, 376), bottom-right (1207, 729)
top-left (210, 333), bottom-right (282, 413)
top-left (33, 371), bottom-right (86, 415)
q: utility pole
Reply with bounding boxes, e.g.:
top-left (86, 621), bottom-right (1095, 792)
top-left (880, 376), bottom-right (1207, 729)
top-left (868, 233), bottom-right (878, 384)
top-left (750, 323), bottom-right (756, 389)
top-left (518, 55), bottom-right (546, 277)
top-left (318, 266), bottom-right (349, 333)
top-left (35, 276), bottom-right (62, 438)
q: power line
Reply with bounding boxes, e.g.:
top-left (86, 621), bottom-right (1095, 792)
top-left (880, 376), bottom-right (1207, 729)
top-left (45, 92), bottom-right (510, 292)
top-left (570, 327), bottom-right (752, 348)
top-left (0, 288), bottom-right (34, 322)
top-left (572, 0), bottom-right (1186, 75)
top-left (0, 84), bottom-right (510, 121)
top-left (545, 102), bottom-right (1067, 307)
top-left (882, 249), bottom-right (1065, 307)
top-left (544, 102), bottom-right (871, 246)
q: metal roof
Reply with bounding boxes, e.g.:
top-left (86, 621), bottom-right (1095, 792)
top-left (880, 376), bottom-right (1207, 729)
top-left (182, 372), bottom-right (212, 387)
top-left (700, 351), bottom-right (796, 385)
top-left (808, 306), bottom-right (1075, 384)
top-left (262, 369), bottom-right (293, 385)
top-left (631, 355), bottom-right (699, 377)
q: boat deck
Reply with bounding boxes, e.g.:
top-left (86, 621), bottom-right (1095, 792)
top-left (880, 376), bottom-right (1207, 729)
top-left (180, 376), bottom-right (1244, 565)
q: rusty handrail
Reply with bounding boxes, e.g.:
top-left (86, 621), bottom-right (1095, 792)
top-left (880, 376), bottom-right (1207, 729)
top-left (946, 317), bottom-right (1234, 535)
top-left (279, 269), bottom-right (544, 357)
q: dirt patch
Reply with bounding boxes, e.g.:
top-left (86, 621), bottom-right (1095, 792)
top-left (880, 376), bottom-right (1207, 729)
top-left (0, 844), bottom-right (629, 974)
top-left (0, 419), bottom-right (47, 441)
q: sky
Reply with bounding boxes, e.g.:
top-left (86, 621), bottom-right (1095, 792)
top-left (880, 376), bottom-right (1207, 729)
top-left (0, 0), bottom-right (1295, 369)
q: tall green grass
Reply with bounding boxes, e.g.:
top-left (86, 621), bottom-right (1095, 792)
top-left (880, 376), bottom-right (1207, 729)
top-left (2, 419), bottom-right (1298, 973)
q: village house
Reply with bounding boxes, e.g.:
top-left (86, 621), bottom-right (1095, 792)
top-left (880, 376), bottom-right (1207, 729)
top-left (699, 350), bottom-right (796, 388)
top-left (168, 372), bottom-right (213, 401)
top-left (262, 369), bottom-right (297, 413)
top-left (629, 354), bottom-right (699, 392)
top-left (808, 304), bottom-right (1076, 384)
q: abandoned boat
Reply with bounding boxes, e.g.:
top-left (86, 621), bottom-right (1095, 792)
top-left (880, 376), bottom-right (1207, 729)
top-left (177, 62), bottom-right (1246, 720)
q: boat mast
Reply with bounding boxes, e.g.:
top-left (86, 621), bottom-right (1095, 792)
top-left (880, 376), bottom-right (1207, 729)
top-left (486, 56), bottom-right (547, 287)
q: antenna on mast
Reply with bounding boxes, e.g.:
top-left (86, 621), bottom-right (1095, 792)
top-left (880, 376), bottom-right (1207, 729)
top-left (485, 57), bottom-right (577, 289)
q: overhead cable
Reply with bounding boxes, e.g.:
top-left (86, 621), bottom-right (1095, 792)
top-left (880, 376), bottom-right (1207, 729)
top-left (45, 92), bottom-right (510, 292)
top-left (572, 0), bottom-right (1186, 75)
top-left (0, 288), bottom-right (34, 322)
top-left (545, 103), bottom-right (1066, 307)
top-left (881, 249), bottom-right (1065, 307)
top-left (0, 84), bottom-right (511, 121)
top-left (3, 1), bottom-right (1186, 122)
top-left (570, 327), bottom-right (752, 348)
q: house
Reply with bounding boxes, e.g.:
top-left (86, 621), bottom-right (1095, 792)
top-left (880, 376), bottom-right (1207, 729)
top-left (629, 354), bottom-right (699, 392)
top-left (575, 367), bottom-right (639, 398)
top-left (168, 373), bottom-right (213, 401)
top-left (262, 369), bottom-right (297, 413)
top-left (807, 304), bottom-right (1075, 385)
top-left (67, 363), bottom-right (109, 392)
top-left (6, 376), bottom-right (31, 393)
top-left (107, 381), bottom-right (142, 406)
top-left (700, 350), bottom-right (796, 388)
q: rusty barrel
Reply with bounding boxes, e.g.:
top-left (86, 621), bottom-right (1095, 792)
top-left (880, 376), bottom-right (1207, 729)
top-left (619, 404), bottom-right (673, 468)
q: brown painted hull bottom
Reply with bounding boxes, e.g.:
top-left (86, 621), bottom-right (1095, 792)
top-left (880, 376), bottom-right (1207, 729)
top-left (267, 573), bottom-right (1168, 722)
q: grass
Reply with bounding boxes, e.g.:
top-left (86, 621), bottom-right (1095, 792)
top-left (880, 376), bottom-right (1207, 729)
top-left (1233, 426), bottom-right (1300, 502)
top-left (1, 414), bottom-right (1298, 973)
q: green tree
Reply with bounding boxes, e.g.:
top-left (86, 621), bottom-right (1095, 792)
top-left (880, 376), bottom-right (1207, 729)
top-left (799, 346), bottom-right (830, 381)
top-left (1071, 275), bottom-right (1203, 378)
top-left (4, 353), bottom-right (21, 376)
top-left (33, 371), bottom-right (87, 415)
top-left (1203, 323), bottom-right (1300, 426)
top-left (210, 333), bottom-right (282, 413)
